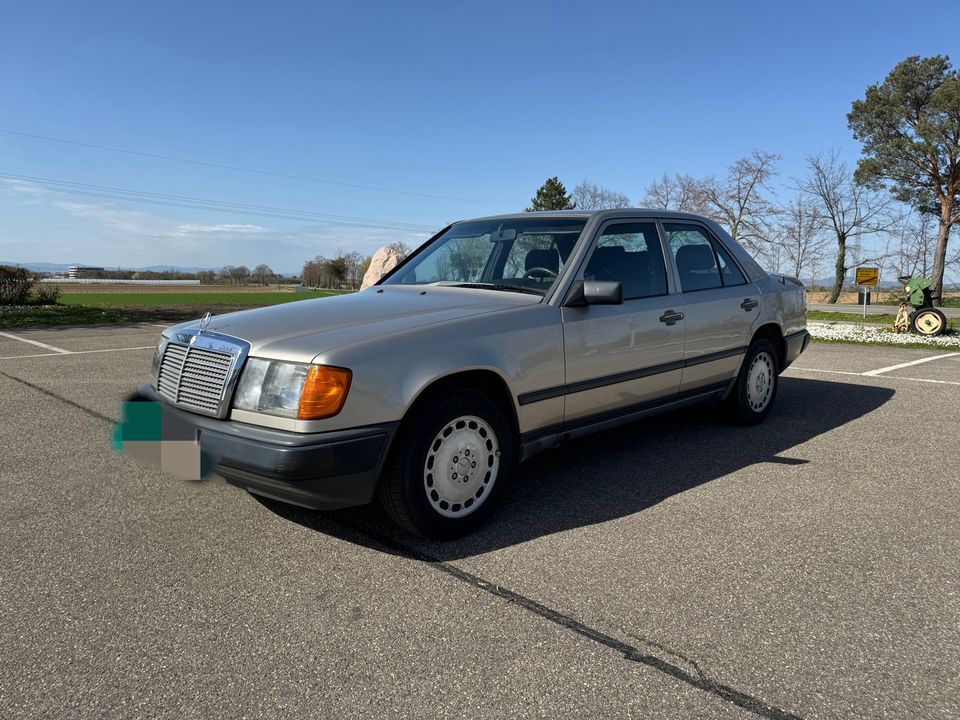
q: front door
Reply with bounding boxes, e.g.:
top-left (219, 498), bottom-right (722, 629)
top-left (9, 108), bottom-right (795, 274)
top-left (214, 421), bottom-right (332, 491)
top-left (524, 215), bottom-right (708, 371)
top-left (561, 220), bottom-right (685, 422)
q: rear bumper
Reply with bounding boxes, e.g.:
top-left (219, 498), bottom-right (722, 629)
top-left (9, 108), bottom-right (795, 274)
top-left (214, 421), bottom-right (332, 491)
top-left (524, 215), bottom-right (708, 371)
top-left (783, 329), bottom-right (810, 370)
top-left (132, 384), bottom-right (398, 510)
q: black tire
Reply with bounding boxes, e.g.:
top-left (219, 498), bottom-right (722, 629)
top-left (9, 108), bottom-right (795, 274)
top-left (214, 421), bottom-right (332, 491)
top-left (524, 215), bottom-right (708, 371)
top-left (377, 389), bottom-right (513, 539)
top-left (910, 308), bottom-right (947, 336)
top-left (726, 339), bottom-right (779, 426)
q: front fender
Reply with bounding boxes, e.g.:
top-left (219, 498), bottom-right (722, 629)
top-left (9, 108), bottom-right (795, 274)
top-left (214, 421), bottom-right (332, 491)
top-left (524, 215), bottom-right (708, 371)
top-left (312, 304), bottom-right (565, 435)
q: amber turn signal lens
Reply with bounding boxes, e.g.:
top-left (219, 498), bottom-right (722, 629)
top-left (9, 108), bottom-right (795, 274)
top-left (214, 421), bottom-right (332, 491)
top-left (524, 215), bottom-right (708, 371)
top-left (297, 366), bottom-right (352, 419)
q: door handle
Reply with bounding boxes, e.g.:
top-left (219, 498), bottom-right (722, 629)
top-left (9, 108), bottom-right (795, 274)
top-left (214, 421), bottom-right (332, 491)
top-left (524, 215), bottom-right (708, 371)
top-left (659, 310), bottom-right (684, 325)
top-left (740, 298), bottom-right (759, 311)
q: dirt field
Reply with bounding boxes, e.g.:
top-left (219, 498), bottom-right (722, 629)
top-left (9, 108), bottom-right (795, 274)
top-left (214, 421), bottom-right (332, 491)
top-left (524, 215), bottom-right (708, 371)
top-left (45, 283), bottom-right (305, 294)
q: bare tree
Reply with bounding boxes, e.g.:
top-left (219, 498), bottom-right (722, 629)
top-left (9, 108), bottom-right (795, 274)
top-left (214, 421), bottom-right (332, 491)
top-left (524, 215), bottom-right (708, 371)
top-left (387, 241), bottom-right (412, 259)
top-left (341, 251), bottom-right (364, 289)
top-left (697, 151), bottom-right (781, 263)
top-left (252, 264), bottom-right (273, 286)
top-left (641, 174), bottom-right (700, 212)
top-left (797, 151), bottom-right (893, 303)
top-left (571, 180), bottom-right (631, 210)
top-left (229, 265), bottom-right (249, 285)
top-left (302, 257), bottom-right (324, 288)
top-left (775, 195), bottom-right (828, 280)
top-left (893, 211), bottom-right (937, 279)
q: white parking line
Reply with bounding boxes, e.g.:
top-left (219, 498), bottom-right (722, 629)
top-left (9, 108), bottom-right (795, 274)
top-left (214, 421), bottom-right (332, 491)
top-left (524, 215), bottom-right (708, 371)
top-left (862, 352), bottom-right (958, 377)
top-left (787, 366), bottom-right (960, 386)
top-left (0, 346), bottom-right (154, 361)
top-left (0, 330), bottom-right (72, 354)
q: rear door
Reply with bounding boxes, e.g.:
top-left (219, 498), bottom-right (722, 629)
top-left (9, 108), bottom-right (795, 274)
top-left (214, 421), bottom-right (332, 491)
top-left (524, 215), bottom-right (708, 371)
top-left (661, 221), bottom-right (759, 393)
top-left (561, 220), bottom-right (685, 422)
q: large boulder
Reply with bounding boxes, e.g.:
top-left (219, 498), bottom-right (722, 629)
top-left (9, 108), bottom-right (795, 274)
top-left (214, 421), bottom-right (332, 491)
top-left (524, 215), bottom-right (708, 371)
top-left (360, 246), bottom-right (405, 289)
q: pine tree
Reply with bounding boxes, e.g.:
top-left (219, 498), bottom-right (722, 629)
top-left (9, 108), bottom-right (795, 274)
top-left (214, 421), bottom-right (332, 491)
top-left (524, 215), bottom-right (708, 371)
top-left (526, 177), bottom-right (575, 211)
top-left (848, 55), bottom-right (960, 305)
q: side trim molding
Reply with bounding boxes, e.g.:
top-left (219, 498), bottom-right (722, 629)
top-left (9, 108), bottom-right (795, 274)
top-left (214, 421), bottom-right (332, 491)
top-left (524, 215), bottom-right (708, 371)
top-left (518, 346), bottom-right (746, 406)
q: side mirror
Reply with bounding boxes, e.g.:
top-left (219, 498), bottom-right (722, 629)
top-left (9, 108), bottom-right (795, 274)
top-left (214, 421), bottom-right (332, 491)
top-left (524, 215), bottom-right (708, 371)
top-left (565, 280), bottom-right (623, 306)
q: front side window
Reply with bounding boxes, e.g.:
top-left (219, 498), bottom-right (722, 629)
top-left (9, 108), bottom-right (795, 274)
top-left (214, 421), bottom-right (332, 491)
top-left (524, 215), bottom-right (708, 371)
top-left (383, 218), bottom-right (587, 296)
top-left (582, 222), bottom-right (668, 300)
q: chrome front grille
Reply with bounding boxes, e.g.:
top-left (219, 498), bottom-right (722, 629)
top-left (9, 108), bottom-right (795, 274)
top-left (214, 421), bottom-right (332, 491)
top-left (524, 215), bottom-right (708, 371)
top-left (157, 342), bottom-right (235, 415)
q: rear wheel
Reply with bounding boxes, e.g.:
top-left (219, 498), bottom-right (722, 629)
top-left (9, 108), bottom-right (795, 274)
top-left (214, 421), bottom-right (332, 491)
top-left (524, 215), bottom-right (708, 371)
top-left (378, 390), bottom-right (513, 539)
top-left (910, 308), bottom-right (946, 336)
top-left (727, 339), bottom-right (778, 425)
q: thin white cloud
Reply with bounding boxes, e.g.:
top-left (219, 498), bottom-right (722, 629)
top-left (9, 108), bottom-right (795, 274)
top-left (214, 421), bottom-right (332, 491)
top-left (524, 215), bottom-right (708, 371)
top-left (0, 182), bottom-right (434, 272)
top-left (177, 223), bottom-right (266, 235)
top-left (52, 200), bottom-right (164, 236)
top-left (1, 178), bottom-right (49, 198)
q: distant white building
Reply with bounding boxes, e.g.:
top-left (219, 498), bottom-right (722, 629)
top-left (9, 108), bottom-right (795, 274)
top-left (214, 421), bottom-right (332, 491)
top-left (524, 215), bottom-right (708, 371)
top-left (68, 265), bottom-right (103, 279)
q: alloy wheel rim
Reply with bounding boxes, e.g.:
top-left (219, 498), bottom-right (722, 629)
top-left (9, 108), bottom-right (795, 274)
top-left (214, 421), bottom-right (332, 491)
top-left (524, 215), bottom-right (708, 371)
top-left (423, 415), bottom-right (500, 518)
top-left (746, 352), bottom-right (774, 412)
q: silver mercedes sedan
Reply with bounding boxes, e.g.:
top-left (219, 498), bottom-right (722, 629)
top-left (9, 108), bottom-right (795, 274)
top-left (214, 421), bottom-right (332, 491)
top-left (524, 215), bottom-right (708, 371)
top-left (131, 210), bottom-right (809, 538)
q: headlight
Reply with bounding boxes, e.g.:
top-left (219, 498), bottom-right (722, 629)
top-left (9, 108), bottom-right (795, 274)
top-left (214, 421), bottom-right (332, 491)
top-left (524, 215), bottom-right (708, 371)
top-left (233, 359), bottom-right (351, 420)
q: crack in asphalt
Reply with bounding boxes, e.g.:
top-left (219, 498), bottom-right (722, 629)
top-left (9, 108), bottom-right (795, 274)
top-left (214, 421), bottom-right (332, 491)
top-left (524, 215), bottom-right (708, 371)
top-left (0, 370), bottom-right (116, 424)
top-left (346, 523), bottom-right (804, 720)
top-left (6, 370), bottom-right (804, 719)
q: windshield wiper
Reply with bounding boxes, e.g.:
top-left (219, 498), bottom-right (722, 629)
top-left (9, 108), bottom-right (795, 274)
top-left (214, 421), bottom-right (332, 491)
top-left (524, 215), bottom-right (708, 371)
top-left (447, 282), bottom-right (543, 296)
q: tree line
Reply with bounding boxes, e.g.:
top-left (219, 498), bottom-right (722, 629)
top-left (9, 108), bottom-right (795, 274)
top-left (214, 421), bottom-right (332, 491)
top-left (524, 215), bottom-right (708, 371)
top-left (301, 242), bottom-right (411, 290)
top-left (65, 264), bottom-right (282, 285)
top-left (526, 55), bottom-right (960, 305)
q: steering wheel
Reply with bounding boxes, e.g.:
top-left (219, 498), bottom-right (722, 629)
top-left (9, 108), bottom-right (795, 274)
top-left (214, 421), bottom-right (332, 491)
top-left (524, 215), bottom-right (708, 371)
top-left (523, 267), bottom-right (559, 280)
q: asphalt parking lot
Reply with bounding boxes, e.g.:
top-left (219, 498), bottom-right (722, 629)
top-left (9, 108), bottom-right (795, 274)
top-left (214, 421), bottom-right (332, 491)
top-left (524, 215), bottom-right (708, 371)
top-left (1, 324), bottom-right (958, 719)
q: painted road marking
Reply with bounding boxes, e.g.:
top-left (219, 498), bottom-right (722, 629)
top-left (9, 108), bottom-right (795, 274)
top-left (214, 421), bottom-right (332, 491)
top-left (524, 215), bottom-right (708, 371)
top-left (862, 352), bottom-right (958, 377)
top-left (0, 345), bottom-right (154, 361)
top-left (0, 330), bottom-right (72, 354)
top-left (787, 366), bottom-right (960, 386)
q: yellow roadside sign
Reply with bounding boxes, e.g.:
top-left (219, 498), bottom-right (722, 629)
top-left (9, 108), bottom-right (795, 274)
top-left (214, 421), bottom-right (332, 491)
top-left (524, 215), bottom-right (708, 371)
top-left (855, 267), bottom-right (879, 286)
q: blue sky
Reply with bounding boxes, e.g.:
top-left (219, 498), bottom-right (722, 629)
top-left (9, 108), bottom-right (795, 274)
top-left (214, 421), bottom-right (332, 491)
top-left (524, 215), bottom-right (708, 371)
top-left (1, 0), bottom-right (956, 273)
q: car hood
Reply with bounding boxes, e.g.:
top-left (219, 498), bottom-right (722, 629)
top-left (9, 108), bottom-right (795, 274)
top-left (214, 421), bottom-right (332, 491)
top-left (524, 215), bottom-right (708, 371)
top-left (166, 285), bottom-right (541, 361)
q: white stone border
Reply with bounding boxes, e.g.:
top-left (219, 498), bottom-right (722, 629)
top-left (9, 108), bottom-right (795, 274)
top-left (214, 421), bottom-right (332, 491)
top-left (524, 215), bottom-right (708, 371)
top-left (808, 321), bottom-right (960, 349)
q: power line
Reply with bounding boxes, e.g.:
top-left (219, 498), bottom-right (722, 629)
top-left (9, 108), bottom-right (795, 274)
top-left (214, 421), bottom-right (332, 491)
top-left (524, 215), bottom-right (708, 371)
top-left (0, 128), bottom-right (515, 206)
top-left (0, 172), bottom-right (440, 232)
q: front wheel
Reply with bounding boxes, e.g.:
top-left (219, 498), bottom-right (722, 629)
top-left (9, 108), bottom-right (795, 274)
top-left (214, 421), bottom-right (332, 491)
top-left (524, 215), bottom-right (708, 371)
top-left (377, 390), bottom-right (513, 539)
top-left (726, 339), bottom-right (779, 425)
top-left (910, 308), bottom-right (946, 336)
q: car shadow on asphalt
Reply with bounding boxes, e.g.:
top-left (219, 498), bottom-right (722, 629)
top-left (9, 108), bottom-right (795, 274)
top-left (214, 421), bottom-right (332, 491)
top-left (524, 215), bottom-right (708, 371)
top-left (256, 377), bottom-right (894, 561)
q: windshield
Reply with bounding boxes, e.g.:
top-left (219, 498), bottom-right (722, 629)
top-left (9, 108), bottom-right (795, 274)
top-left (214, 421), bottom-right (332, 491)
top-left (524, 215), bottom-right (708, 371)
top-left (382, 217), bottom-right (588, 296)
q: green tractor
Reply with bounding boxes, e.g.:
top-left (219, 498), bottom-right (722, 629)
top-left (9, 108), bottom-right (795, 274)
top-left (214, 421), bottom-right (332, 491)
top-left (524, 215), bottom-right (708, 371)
top-left (893, 276), bottom-right (947, 336)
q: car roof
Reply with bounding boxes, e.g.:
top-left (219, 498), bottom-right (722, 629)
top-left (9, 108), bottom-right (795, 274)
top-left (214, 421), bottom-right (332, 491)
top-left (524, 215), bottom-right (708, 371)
top-left (455, 208), bottom-right (711, 224)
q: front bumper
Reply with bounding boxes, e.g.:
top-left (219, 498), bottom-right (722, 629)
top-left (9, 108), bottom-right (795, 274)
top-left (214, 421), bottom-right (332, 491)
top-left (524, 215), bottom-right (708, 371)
top-left (131, 384), bottom-right (398, 510)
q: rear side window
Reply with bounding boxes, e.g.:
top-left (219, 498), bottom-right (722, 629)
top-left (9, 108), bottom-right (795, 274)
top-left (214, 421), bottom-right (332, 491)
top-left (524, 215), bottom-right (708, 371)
top-left (663, 223), bottom-right (746, 292)
top-left (583, 222), bottom-right (668, 300)
top-left (712, 239), bottom-right (747, 287)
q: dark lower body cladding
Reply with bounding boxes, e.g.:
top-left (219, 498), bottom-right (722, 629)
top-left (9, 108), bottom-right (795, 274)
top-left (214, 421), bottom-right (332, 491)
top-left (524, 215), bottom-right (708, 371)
top-left (783, 329), bottom-right (811, 369)
top-left (132, 385), bottom-right (398, 510)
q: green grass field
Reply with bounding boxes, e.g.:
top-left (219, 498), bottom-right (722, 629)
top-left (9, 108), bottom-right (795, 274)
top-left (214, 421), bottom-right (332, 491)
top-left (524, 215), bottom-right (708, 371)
top-left (59, 290), bottom-right (346, 307)
top-left (0, 289), bottom-right (350, 328)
